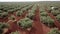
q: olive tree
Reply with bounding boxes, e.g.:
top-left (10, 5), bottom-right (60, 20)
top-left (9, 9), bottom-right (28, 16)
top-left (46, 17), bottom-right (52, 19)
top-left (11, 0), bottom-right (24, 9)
top-left (40, 16), bottom-right (54, 27)
top-left (40, 12), bottom-right (48, 16)
top-left (0, 23), bottom-right (9, 34)
top-left (51, 10), bottom-right (60, 16)
top-left (56, 14), bottom-right (60, 22)
top-left (47, 28), bottom-right (60, 34)
top-left (17, 18), bottom-right (33, 29)
top-left (10, 31), bottom-right (20, 34)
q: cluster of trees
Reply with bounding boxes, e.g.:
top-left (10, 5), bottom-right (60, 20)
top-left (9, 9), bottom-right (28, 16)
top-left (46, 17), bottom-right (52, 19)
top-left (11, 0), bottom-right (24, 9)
top-left (40, 10), bottom-right (54, 27)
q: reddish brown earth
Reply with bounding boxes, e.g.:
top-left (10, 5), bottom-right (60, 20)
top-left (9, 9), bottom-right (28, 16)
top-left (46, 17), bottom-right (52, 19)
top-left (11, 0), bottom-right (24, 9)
top-left (41, 23), bottom-right (51, 34)
top-left (7, 11), bottom-right (28, 34)
top-left (39, 7), bottom-right (51, 34)
top-left (6, 6), bottom-right (51, 34)
top-left (0, 5), bottom-right (33, 23)
top-left (29, 6), bottom-right (44, 34)
top-left (5, 6), bottom-right (33, 34)
top-left (0, 16), bottom-right (8, 22)
top-left (1, 5), bottom-right (59, 34)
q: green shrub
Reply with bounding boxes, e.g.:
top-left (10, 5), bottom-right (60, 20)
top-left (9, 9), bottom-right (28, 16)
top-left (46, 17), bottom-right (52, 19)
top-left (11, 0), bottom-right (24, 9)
top-left (9, 15), bottom-right (15, 20)
top-left (47, 28), bottom-right (60, 34)
top-left (27, 10), bottom-right (35, 20)
top-left (17, 18), bottom-right (33, 29)
top-left (41, 16), bottom-right (54, 27)
top-left (8, 9), bottom-right (15, 14)
top-left (51, 10), bottom-right (60, 16)
top-left (40, 16), bottom-right (47, 23)
top-left (31, 6), bottom-right (36, 10)
top-left (56, 14), bottom-right (60, 22)
top-left (0, 23), bottom-right (9, 34)
top-left (40, 10), bottom-right (45, 13)
top-left (10, 31), bottom-right (20, 34)
top-left (3, 8), bottom-right (9, 12)
top-left (0, 10), bottom-right (3, 13)
top-left (1, 12), bottom-right (8, 18)
top-left (28, 10), bottom-right (35, 13)
top-left (26, 12), bottom-right (35, 20)
top-left (21, 8), bottom-right (26, 11)
top-left (40, 12), bottom-right (48, 16)
top-left (0, 23), bottom-right (9, 29)
top-left (47, 16), bottom-right (54, 26)
top-left (16, 11), bottom-right (23, 16)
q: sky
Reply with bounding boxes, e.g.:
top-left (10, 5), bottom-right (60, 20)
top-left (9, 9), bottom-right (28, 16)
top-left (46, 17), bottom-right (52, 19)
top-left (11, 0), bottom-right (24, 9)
top-left (0, 0), bottom-right (60, 2)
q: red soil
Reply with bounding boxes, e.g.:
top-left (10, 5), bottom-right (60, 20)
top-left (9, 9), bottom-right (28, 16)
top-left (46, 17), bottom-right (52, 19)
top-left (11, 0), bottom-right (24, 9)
top-left (5, 6), bottom-right (33, 34)
top-left (7, 11), bottom-right (28, 34)
top-left (0, 17), bottom-right (8, 22)
top-left (29, 6), bottom-right (44, 34)
top-left (39, 7), bottom-right (51, 34)
top-left (0, 6), bottom-right (54, 34)
top-left (41, 23), bottom-right (51, 34)
top-left (27, 6), bottom-right (51, 34)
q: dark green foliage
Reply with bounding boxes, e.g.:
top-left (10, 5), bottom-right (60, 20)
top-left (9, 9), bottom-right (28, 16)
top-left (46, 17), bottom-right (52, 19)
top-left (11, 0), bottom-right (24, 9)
top-left (51, 10), bottom-right (60, 16)
top-left (17, 18), bottom-right (33, 29)
top-left (0, 23), bottom-right (9, 34)
top-left (40, 12), bottom-right (48, 16)
top-left (10, 31), bottom-right (20, 34)
top-left (9, 15), bottom-right (15, 20)
top-left (2, 12), bottom-right (8, 18)
top-left (41, 16), bottom-right (54, 27)
top-left (26, 12), bottom-right (35, 20)
top-left (0, 12), bottom-right (8, 18)
top-left (16, 11), bottom-right (23, 16)
top-left (48, 28), bottom-right (60, 34)
top-left (56, 14), bottom-right (60, 22)
top-left (0, 10), bottom-right (3, 13)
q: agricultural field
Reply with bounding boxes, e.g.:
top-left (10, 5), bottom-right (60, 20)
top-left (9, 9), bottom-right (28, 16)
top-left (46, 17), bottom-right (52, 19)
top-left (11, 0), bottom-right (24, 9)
top-left (0, 1), bottom-right (60, 34)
